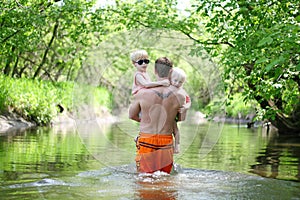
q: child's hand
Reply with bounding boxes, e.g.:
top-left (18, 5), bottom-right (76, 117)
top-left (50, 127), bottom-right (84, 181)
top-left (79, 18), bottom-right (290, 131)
top-left (161, 79), bottom-right (170, 86)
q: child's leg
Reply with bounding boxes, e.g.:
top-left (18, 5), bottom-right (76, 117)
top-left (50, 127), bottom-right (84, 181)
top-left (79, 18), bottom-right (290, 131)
top-left (173, 121), bottom-right (180, 154)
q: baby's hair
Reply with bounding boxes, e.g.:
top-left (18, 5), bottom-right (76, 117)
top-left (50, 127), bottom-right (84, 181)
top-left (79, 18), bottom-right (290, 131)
top-left (130, 50), bottom-right (149, 62)
top-left (172, 67), bottom-right (187, 82)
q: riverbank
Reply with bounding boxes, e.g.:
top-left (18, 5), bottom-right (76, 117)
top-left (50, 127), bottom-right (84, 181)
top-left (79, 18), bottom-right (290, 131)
top-left (0, 107), bottom-right (117, 135)
top-left (0, 112), bottom-right (36, 134)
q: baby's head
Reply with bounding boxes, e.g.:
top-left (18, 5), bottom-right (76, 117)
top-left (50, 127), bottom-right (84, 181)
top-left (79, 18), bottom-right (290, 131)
top-left (170, 67), bottom-right (186, 88)
top-left (130, 50), bottom-right (149, 63)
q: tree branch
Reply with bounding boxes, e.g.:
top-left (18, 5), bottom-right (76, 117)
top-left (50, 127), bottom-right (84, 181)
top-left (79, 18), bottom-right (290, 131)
top-left (180, 30), bottom-right (235, 48)
top-left (1, 28), bottom-right (24, 43)
top-left (33, 21), bottom-right (59, 79)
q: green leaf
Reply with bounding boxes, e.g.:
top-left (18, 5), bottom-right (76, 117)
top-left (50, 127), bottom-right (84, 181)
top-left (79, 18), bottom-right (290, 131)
top-left (257, 37), bottom-right (273, 47)
top-left (265, 56), bottom-right (285, 72)
top-left (297, 63), bottom-right (300, 71)
top-left (256, 57), bottom-right (268, 64)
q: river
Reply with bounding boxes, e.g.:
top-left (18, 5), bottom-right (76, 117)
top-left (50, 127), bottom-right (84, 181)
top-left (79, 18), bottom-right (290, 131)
top-left (0, 116), bottom-right (300, 199)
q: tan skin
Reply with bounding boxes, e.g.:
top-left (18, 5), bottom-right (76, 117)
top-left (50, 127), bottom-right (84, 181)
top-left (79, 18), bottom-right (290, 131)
top-left (170, 70), bottom-right (191, 154)
top-left (129, 76), bottom-right (186, 135)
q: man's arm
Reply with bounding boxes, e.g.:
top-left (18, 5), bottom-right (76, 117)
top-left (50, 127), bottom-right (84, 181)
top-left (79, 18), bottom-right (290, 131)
top-left (129, 96), bottom-right (141, 122)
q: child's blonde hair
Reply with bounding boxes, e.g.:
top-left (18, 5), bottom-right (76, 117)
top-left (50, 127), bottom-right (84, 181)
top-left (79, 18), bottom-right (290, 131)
top-left (130, 50), bottom-right (149, 62)
top-left (171, 67), bottom-right (187, 82)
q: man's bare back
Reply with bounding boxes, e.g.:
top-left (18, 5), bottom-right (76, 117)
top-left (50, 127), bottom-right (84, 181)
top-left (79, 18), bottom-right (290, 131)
top-left (129, 86), bottom-right (185, 134)
top-left (129, 56), bottom-right (188, 174)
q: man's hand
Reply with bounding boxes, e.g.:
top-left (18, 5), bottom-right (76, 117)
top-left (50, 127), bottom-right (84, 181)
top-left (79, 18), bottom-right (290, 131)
top-left (177, 108), bottom-right (187, 121)
top-left (174, 144), bottom-right (180, 154)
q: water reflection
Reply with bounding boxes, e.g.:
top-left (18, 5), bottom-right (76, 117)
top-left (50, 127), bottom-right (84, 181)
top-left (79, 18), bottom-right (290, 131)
top-left (250, 134), bottom-right (300, 181)
top-left (1, 122), bottom-right (300, 199)
top-left (136, 172), bottom-right (178, 200)
top-left (0, 126), bottom-right (102, 181)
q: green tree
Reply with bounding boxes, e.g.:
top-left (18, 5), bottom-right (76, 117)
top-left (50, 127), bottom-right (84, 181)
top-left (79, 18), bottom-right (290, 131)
top-left (0, 0), bottom-right (101, 81)
top-left (2, 0), bottom-right (299, 134)
top-left (189, 0), bottom-right (300, 134)
top-left (103, 0), bottom-right (299, 134)
top-left (95, 0), bottom-right (221, 111)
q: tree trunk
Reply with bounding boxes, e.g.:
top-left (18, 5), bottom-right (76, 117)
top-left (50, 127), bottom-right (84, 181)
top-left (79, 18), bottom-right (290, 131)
top-left (271, 103), bottom-right (300, 135)
top-left (3, 46), bottom-right (15, 76)
top-left (244, 62), bottom-right (300, 135)
top-left (12, 54), bottom-right (19, 78)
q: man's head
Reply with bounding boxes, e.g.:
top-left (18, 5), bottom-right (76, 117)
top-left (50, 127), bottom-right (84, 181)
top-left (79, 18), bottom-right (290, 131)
top-left (155, 57), bottom-right (173, 78)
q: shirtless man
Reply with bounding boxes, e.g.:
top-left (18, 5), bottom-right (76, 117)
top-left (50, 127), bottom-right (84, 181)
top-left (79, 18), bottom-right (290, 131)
top-left (129, 57), bottom-right (186, 174)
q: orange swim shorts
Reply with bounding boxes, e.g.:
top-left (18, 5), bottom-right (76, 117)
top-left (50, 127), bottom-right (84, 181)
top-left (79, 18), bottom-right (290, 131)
top-left (135, 133), bottom-right (174, 174)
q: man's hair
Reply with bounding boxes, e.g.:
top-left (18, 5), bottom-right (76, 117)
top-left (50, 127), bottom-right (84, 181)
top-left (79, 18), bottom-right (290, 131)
top-left (155, 57), bottom-right (173, 78)
top-left (130, 50), bottom-right (149, 62)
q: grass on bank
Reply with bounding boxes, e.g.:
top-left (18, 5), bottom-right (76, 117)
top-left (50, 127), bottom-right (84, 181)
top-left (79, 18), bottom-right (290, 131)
top-left (0, 75), bottom-right (111, 125)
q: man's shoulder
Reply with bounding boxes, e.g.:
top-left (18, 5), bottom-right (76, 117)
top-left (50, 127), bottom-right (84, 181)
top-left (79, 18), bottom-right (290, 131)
top-left (169, 87), bottom-right (186, 103)
top-left (167, 86), bottom-right (184, 95)
top-left (178, 88), bottom-right (188, 95)
top-left (136, 86), bottom-right (181, 96)
top-left (135, 87), bottom-right (169, 97)
top-left (155, 86), bottom-right (185, 100)
top-left (134, 88), bottom-right (151, 97)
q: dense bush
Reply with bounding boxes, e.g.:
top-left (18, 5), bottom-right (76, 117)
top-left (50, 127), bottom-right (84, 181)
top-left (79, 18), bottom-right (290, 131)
top-left (0, 75), bottom-right (111, 125)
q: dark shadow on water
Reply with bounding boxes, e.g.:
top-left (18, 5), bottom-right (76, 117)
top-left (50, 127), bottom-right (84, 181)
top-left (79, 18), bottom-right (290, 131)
top-left (250, 134), bottom-right (300, 182)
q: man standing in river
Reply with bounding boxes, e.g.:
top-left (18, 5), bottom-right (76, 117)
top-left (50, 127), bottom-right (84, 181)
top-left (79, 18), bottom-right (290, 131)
top-left (129, 57), bottom-right (186, 174)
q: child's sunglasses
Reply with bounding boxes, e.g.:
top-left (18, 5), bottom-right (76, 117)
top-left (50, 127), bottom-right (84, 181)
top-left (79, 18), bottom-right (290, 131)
top-left (135, 59), bottom-right (150, 65)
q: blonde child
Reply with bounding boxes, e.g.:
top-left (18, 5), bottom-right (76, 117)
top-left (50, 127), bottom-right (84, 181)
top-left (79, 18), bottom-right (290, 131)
top-left (130, 50), bottom-right (170, 143)
top-left (130, 50), bottom-right (169, 95)
top-left (170, 67), bottom-right (191, 154)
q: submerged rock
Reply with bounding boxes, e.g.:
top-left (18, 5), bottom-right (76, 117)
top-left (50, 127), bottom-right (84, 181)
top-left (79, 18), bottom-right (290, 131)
top-left (0, 113), bottom-right (36, 134)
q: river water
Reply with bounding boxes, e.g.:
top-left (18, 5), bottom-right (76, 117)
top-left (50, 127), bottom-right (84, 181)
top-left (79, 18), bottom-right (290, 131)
top-left (0, 116), bottom-right (300, 199)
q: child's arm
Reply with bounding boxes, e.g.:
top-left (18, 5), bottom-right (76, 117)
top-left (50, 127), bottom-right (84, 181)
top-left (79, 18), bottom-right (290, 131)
top-left (173, 121), bottom-right (180, 154)
top-left (136, 74), bottom-right (170, 88)
top-left (178, 92), bottom-right (191, 114)
top-left (179, 96), bottom-right (191, 113)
